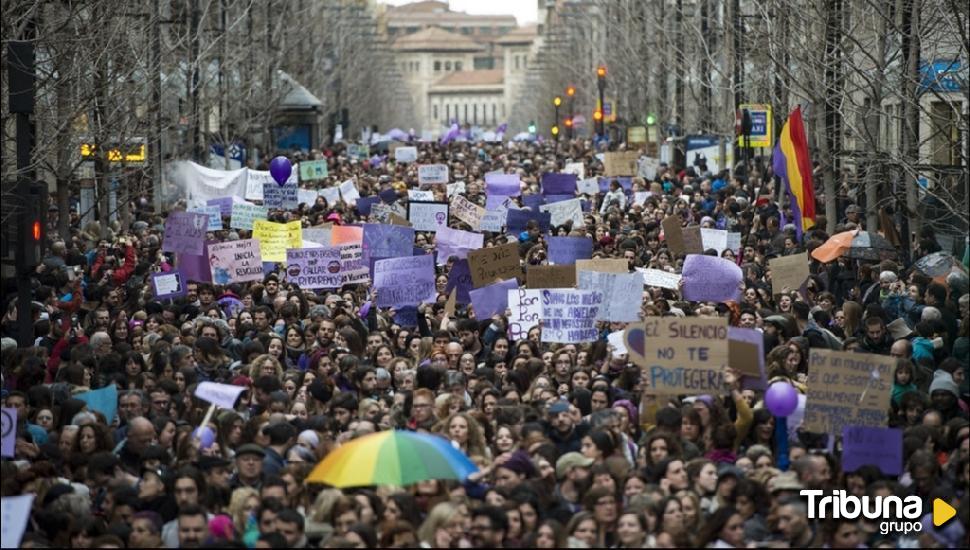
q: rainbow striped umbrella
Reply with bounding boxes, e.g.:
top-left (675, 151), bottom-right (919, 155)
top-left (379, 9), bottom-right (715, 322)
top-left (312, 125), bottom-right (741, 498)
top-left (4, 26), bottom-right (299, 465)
top-left (306, 430), bottom-right (479, 488)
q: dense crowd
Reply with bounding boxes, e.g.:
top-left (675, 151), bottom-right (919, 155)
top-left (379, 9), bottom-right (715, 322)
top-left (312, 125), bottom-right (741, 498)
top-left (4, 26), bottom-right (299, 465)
top-left (1, 137), bottom-right (968, 549)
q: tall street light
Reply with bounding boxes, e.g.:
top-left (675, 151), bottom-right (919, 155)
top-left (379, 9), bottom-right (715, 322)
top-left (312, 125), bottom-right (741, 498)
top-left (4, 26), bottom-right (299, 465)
top-left (566, 85), bottom-right (575, 139)
top-left (596, 66), bottom-right (607, 139)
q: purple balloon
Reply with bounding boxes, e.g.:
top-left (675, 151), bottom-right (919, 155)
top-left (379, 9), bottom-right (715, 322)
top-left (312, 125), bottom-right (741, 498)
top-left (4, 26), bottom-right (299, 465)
top-left (269, 156), bottom-right (292, 186)
top-left (193, 426), bottom-right (216, 449)
top-left (764, 381), bottom-right (799, 417)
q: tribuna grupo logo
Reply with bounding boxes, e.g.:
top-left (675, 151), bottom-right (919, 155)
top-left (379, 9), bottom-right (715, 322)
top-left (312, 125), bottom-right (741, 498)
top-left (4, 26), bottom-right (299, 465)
top-left (801, 490), bottom-right (956, 535)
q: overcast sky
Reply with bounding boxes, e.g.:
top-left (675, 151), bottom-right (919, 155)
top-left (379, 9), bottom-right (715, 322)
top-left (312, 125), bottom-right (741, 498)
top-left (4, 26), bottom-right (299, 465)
top-left (380, 0), bottom-right (539, 25)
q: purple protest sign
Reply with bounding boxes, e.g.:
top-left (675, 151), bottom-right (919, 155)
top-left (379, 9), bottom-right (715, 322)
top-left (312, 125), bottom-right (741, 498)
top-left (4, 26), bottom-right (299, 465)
top-left (362, 224), bottom-right (415, 261)
top-left (177, 240), bottom-right (214, 283)
top-left (286, 247), bottom-right (343, 289)
top-left (374, 255), bottom-right (437, 308)
top-left (435, 226), bottom-right (483, 265)
top-left (209, 239), bottom-right (264, 284)
top-left (356, 196), bottom-right (379, 216)
top-left (841, 426), bottom-right (903, 476)
top-left (548, 236), bottom-right (593, 265)
top-left (379, 188), bottom-right (399, 204)
top-left (469, 278), bottom-right (518, 318)
top-left (598, 176), bottom-right (633, 193)
top-left (207, 197), bottom-right (235, 217)
top-left (541, 173), bottom-right (577, 195)
top-left (393, 306), bottom-right (419, 327)
top-left (506, 209), bottom-right (551, 233)
top-left (682, 254), bottom-right (742, 302)
top-left (521, 194), bottom-right (546, 211)
top-left (446, 259), bottom-right (473, 304)
top-left (544, 194), bottom-right (575, 205)
top-left (485, 173), bottom-right (521, 197)
top-left (151, 270), bottom-right (188, 300)
top-left (162, 212), bottom-right (208, 255)
top-left (2, 408), bottom-right (17, 458)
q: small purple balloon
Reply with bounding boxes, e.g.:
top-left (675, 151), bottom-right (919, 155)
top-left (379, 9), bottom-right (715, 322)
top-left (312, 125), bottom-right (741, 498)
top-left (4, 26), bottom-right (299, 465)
top-left (764, 381), bottom-right (799, 417)
top-left (193, 426), bottom-right (216, 449)
top-left (269, 156), bottom-right (292, 186)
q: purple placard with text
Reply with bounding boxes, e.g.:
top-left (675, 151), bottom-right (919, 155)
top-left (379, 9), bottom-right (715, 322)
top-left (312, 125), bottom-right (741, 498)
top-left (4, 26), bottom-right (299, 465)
top-left (207, 197), bottom-right (235, 217)
top-left (841, 426), bottom-right (903, 476)
top-left (162, 212), bottom-right (208, 256)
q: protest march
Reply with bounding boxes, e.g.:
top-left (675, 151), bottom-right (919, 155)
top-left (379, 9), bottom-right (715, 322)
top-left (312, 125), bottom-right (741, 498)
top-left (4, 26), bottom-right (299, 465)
top-left (1, 126), bottom-right (968, 549)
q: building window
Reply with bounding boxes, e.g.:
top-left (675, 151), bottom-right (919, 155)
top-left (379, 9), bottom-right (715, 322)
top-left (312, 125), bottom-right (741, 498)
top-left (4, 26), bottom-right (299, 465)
top-left (464, 104), bottom-right (468, 124)
top-left (446, 104), bottom-right (450, 122)
top-left (461, 27), bottom-right (472, 35)
top-left (434, 61), bottom-right (441, 72)
top-left (445, 61), bottom-right (452, 71)
top-left (502, 104), bottom-right (506, 118)
top-left (514, 56), bottom-right (520, 70)
top-left (492, 104), bottom-right (497, 125)
top-left (480, 27), bottom-right (491, 35)
top-left (455, 61), bottom-right (462, 71)
top-left (931, 101), bottom-right (963, 165)
top-left (433, 105), bottom-right (438, 120)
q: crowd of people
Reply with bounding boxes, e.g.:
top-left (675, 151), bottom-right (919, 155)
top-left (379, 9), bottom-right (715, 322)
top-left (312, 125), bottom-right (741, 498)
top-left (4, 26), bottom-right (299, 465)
top-left (1, 136), bottom-right (968, 549)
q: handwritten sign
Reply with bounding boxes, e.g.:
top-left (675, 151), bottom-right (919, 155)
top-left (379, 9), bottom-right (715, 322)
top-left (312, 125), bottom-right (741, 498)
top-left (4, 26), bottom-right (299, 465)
top-left (262, 180), bottom-right (299, 210)
top-left (152, 270), bottom-right (187, 299)
top-left (485, 173), bottom-right (520, 196)
top-left (540, 198), bottom-right (585, 228)
top-left (195, 381), bottom-right (246, 409)
top-left (1, 495), bottom-right (34, 549)
top-left (447, 182), bottom-right (466, 197)
top-left (728, 326), bottom-right (766, 388)
top-left (578, 271), bottom-right (642, 322)
top-left (408, 189), bottom-right (435, 202)
top-left (1, 408), bottom-right (15, 458)
top-left (548, 236), bottom-right (593, 265)
top-left (394, 146), bottom-right (418, 163)
top-left (661, 216), bottom-right (685, 256)
top-left (642, 317), bottom-right (728, 395)
top-left (408, 201), bottom-right (449, 232)
top-left (564, 162), bottom-right (585, 179)
top-left (803, 349), bottom-right (894, 433)
top-left (163, 212), bottom-right (208, 255)
top-left (468, 242), bottom-right (520, 288)
top-left (374, 255), bottom-right (436, 308)
top-left (286, 247), bottom-right (343, 289)
top-left (339, 179), bottom-right (360, 205)
top-left (480, 197), bottom-right (512, 232)
top-left (577, 178), bottom-right (599, 195)
top-left (841, 426), bottom-right (903, 476)
top-left (446, 259), bottom-right (473, 303)
top-left (299, 159), bottom-right (329, 181)
top-left (576, 259), bottom-right (628, 275)
top-left (208, 239), bottom-right (263, 284)
top-left (540, 289), bottom-right (603, 343)
top-left (770, 253), bottom-right (810, 294)
top-left (252, 220), bottom-right (302, 263)
top-left (526, 265), bottom-right (576, 288)
top-left (189, 205), bottom-right (223, 231)
top-left (230, 202), bottom-right (268, 230)
top-left (639, 268), bottom-right (681, 290)
top-left (362, 224), bottom-right (415, 261)
top-left (508, 289), bottom-right (542, 340)
top-left (418, 164), bottom-right (449, 185)
top-left (436, 226), bottom-right (483, 264)
top-left (603, 151), bottom-right (640, 176)
top-left (340, 244), bottom-right (369, 285)
top-left (682, 255), bottom-right (742, 302)
top-left (451, 195), bottom-right (485, 229)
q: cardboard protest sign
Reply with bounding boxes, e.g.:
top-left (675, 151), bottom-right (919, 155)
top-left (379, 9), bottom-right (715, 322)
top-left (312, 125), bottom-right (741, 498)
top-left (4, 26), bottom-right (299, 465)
top-left (540, 289), bottom-right (603, 343)
top-left (728, 326), bottom-right (766, 388)
top-left (450, 195), bottom-right (485, 229)
top-left (418, 164), bottom-right (449, 184)
top-left (286, 247), bottom-right (343, 289)
top-left (408, 201), bottom-right (449, 232)
top-left (576, 259), bottom-right (628, 275)
top-left (603, 151), bottom-right (640, 176)
top-left (526, 265), bottom-right (576, 288)
top-left (230, 202), bottom-right (268, 230)
top-left (841, 426), bottom-right (903, 476)
top-left (339, 179), bottom-right (360, 205)
top-left (189, 205), bottom-right (223, 231)
top-left (1, 408), bottom-right (15, 458)
top-left (76, 384), bottom-right (118, 424)
top-left (445, 258), bottom-right (473, 303)
top-left (484, 173), bottom-right (520, 196)
top-left (682, 226), bottom-right (704, 255)
top-left (682, 255), bottom-right (742, 302)
top-left (803, 349), bottom-right (894, 433)
top-left (262, 180), bottom-right (299, 210)
top-left (508, 288), bottom-right (542, 340)
top-left (152, 270), bottom-right (187, 299)
top-left (394, 146), bottom-right (418, 163)
top-left (209, 239), bottom-right (263, 284)
top-left (506, 209), bottom-right (551, 233)
top-left (769, 252), bottom-right (810, 294)
top-left (540, 198), bottom-right (585, 228)
top-left (577, 271), bottom-right (642, 322)
top-left (299, 159), bottom-right (329, 181)
top-left (252, 220), bottom-right (302, 263)
top-left (163, 212), bottom-right (208, 255)
top-left (436, 226), bottom-right (483, 264)
top-left (642, 317), bottom-right (728, 395)
top-left (547, 236), bottom-right (593, 265)
top-left (340, 245), bottom-right (369, 285)
top-left (627, 126), bottom-right (647, 144)
top-left (638, 268), bottom-right (681, 290)
top-left (541, 172), bottom-right (577, 195)
top-left (661, 216), bottom-right (685, 256)
top-left (374, 255), bottom-right (436, 308)
top-left (468, 242), bottom-right (520, 288)
top-left (1, 495), bottom-right (34, 549)
top-left (195, 381), bottom-right (246, 409)
top-left (469, 278), bottom-right (518, 318)
top-left (388, 213), bottom-right (411, 227)
top-left (362, 224), bottom-right (415, 261)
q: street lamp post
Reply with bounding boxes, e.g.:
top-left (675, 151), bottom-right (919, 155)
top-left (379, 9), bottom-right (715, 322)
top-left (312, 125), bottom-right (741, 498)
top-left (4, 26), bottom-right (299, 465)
top-left (566, 85), bottom-right (575, 139)
top-left (596, 66), bottom-right (607, 139)
top-left (553, 96), bottom-right (562, 144)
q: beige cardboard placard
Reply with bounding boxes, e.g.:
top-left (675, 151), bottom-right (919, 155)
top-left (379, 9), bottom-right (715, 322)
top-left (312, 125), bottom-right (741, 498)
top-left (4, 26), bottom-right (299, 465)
top-left (388, 213), bottom-right (412, 227)
top-left (682, 226), bottom-right (704, 255)
top-left (803, 349), bottom-right (894, 434)
top-left (642, 317), bottom-right (728, 395)
top-left (526, 265), bottom-right (576, 288)
top-left (444, 288), bottom-right (457, 317)
top-left (468, 242), bottom-right (520, 288)
top-left (662, 216), bottom-right (685, 256)
top-left (575, 259), bottom-right (628, 275)
top-left (769, 252), bottom-right (810, 294)
top-left (603, 152), bottom-right (640, 176)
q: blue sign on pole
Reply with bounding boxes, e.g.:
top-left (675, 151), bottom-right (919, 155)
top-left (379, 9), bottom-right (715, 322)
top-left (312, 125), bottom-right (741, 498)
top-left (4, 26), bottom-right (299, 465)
top-left (919, 59), bottom-right (964, 92)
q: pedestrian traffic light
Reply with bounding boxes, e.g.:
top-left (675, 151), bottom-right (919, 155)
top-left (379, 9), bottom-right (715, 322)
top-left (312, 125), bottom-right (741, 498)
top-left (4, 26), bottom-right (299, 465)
top-left (646, 113), bottom-right (657, 126)
top-left (551, 125), bottom-right (559, 137)
top-left (553, 96), bottom-right (562, 107)
top-left (528, 121), bottom-right (537, 134)
top-left (566, 86), bottom-right (575, 97)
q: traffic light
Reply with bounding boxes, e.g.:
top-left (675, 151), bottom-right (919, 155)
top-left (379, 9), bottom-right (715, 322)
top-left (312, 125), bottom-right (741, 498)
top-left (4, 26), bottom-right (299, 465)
top-left (551, 125), bottom-right (559, 136)
top-left (596, 66), bottom-right (607, 79)
top-left (528, 121), bottom-right (537, 134)
top-left (646, 113), bottom-right (657, 126)
top-left (553, 96), bottom-right (562, 107)
top-left (566, 86), bottom-right (575, 97)
top-left (593, 110), bottom-right (603, 122)
top-left (564, 117), bottom-right (573, 128)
